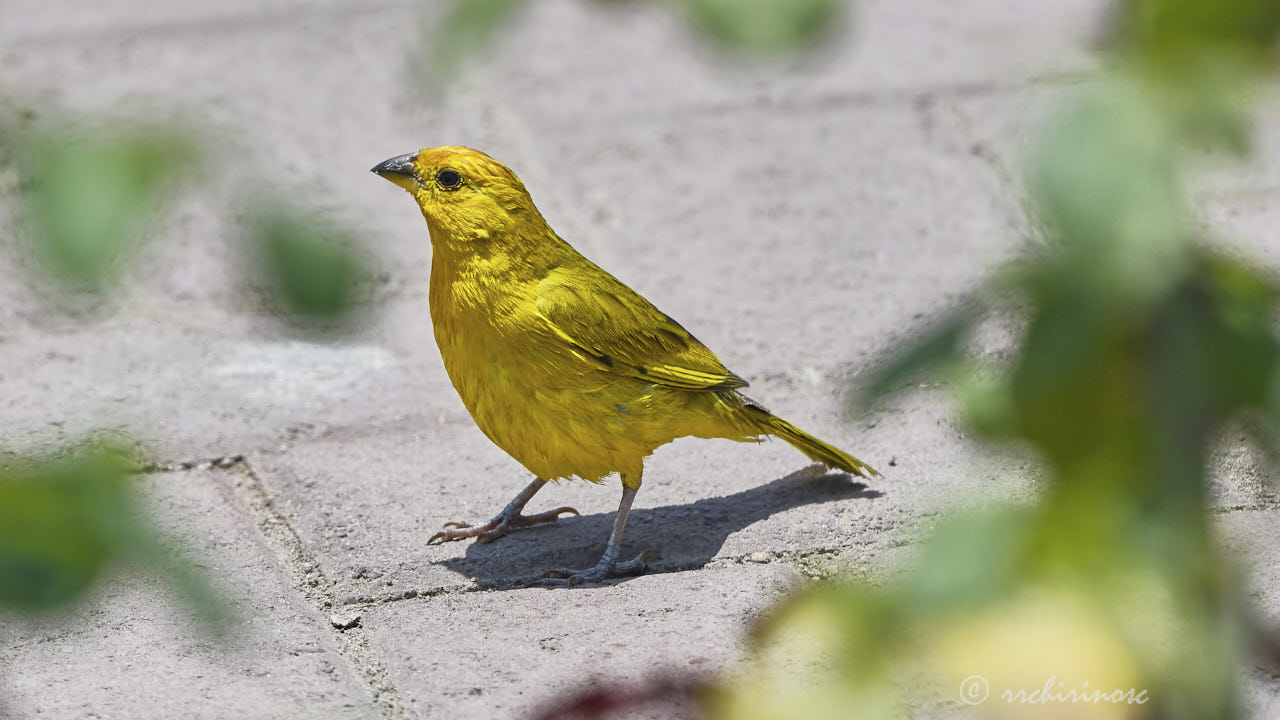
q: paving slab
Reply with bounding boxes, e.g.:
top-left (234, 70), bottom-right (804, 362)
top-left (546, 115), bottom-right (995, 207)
top-left (0, 470), bottom-right (377, 720)
top-left (1209, 438), bottom-right (1280, 513)
top-left (222, 31), bottom-right (1043, 602)
top-left (1, 0), bottom-right (454, 311)
top-left (2, 1), bottom-right (1277, 719)
top-left (0, 0), bottom-right (1047, 465)
top-left (480, 95), bottom-right (1021, 371)
top-left (0, 0), bottom-right (454, 460)
top-left (360, 562), bottom-right (798, 720)
top-left (952, 83), bottom-right (1280, 269)
top-left (464, 0), bottom-right (1106, 130)
top-left (0, 0), bottom-right (407, 47)
top-left (1219, 509), bottom-right (1280, 620)
top-left (0, 0), bottom-right (442, 312)
top-left (0, 309), bottom-right (455, 461)
top-left (247, 379), bottom-right (1028, 601)
top-left (1217, 509), bottom-right (1280, 718)
top-left (1198, 188), bottom-right (1280, 274)
top-left (948, 86), bottom-right (1280, 519)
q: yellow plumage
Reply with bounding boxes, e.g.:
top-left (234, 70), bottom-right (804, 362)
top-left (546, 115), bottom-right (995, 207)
top-left (374, 146), bottom-right (876, 584)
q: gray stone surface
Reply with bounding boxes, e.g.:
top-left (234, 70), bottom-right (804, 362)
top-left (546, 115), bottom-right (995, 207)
top-left (248, 380), bottom-right (1028, 600)
top-left (1, 0), bottom-right (1278, 719)
top-left (0, 471), bottom-right (376, 720)
top-left (361, 563), bottom-right (798, 720)
top-left (1220, 509), bottom-right (1280, 619)
top-left (1219, 510), bottom-right (1280, 718)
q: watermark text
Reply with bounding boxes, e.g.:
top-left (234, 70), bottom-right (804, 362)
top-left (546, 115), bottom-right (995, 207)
top-left (960, 675), bottom-right (1149, 706)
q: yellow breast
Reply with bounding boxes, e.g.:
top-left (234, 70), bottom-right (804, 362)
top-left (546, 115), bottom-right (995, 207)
top-left (428, 251), bottom-right (665, 481)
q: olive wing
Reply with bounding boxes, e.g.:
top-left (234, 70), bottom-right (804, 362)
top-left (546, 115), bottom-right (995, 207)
top-left (535, 264), bottom-right (747, 391)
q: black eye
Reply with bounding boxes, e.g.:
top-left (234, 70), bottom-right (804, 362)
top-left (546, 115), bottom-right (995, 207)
top-left (436, 169), bottom-right (462, 190)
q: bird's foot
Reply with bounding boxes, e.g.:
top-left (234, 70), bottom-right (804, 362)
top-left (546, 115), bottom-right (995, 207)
top-left (542, 550), bottom-right (660, 587)
top-left (427, 506), bottom-right (579, 545)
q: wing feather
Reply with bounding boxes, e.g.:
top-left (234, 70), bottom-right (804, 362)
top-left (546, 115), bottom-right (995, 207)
top-left (535, 263), bottom-right (746, 391)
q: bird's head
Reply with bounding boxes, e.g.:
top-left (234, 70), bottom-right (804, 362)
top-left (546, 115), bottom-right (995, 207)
top-left (372, 146), bottom-right (544, 245)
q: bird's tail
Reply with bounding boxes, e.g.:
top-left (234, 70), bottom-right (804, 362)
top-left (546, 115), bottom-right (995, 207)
top-left (737, 399), bottom-right (878, 478)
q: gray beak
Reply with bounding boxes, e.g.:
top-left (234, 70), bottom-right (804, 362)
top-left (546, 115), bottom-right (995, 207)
top-left (371, 153), bottom-right (417, 178)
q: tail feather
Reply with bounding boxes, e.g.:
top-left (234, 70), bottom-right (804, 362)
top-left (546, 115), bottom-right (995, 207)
top-left (740, 402), bottom-right (878, 478)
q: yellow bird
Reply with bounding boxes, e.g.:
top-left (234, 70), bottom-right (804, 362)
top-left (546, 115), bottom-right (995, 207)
top-left (373, 146), bottom-right (877, 585)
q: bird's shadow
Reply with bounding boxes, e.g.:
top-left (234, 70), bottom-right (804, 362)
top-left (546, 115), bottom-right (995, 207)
top-left (437, 466), bottom-right (881, 589)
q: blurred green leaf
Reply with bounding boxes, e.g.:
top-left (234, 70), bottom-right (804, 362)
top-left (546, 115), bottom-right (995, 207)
top-left (1199, 256), bottom-right (1280, 411)
top-left (1006, 278), bottom-right (1121, 469)
top-left (742, 1), bottom-right (1280, 717)
top-left (855, 307), bottom-right (977, 409)
top-left (429, 0), bottom-right (523, 78)
top-left (251, 208), bottom-right (369, 323)
top-left (1105, 0), bottom-right (1276, 154)
top-left (952, 364), bottom-right (1017, 437)
top-left (720, 585), bottom-right (899, 720)
top-left (1110, 0), bottom-right (1280, 62)
top-left (0, 448), bottom-right (125, 608)
top-left (901, 507), bottom-right (1030, 613)
top-left (17, 126), bottom-right (193, 292)
top-left (1031, 83), bottom-right (1189, 303)
top-left (0, 441), bottom-right (228, 630)
top-left (684, 0), bottom-right (843, 53)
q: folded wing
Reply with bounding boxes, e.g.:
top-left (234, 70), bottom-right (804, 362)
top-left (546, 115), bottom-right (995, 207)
top-left (535, 262), bottom-right (747, 391)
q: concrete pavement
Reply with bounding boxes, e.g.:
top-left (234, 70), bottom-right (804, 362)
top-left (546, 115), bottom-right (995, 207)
top-left (1, 1), bottom-right (1277, 718)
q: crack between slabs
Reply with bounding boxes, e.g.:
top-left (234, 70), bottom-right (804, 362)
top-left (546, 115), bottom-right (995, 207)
top-left (141, 454), bottom-right (246, 473)
top-left (154, 458), bottom-right (918, 609)
top-left (220, 458), bottom-right (416, 720)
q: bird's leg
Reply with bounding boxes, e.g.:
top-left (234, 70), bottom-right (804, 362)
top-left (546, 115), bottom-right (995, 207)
top-left (428, 478), bottom-right (578, 545)
top-left (543, 475), bottom-right (659, 586)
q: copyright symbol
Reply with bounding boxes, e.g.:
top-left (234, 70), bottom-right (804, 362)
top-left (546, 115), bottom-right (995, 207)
top-left (960, 675), bottom-right (989, 705)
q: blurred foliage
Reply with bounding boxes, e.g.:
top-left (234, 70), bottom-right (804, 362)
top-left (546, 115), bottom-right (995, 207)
top-left (684, 0), bottom-right (843, 53)
top-left (249, 205), bottom-right (370, 326)
top-left (4, 115), bottom-right (369, 324)
top-left (0, 110), bottom-right (368, 631)
top-left (13, 125), bottom-right (194, 292)
top-left (705, 0), bottom-right (1280, 719)
top-left (426, 0), bottom-right (849, 77)
top-left (0, 439), bottom-right (229, 628)
top-left (853, 305), bottom-right (978, 405)
top-left (1110, 0), bottom-right (1280, 66)
top-left (427, 0), bottom-right (523, 79)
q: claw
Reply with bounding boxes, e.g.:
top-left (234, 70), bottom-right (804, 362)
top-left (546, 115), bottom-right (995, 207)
top-left (507, 506), bottom-right (578, 528)
top-left (541, 571), bottom-right (591, 588)
top-left (427, 505), bottom-right (578, 546)
top-left (541, 549), bottom-right (659, 587)
top-left (428, 522), bottom-right (489, 545)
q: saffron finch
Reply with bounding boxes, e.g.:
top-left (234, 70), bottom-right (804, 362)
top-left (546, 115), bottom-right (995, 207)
top-left (373, 146), bottom-right (877, 585)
